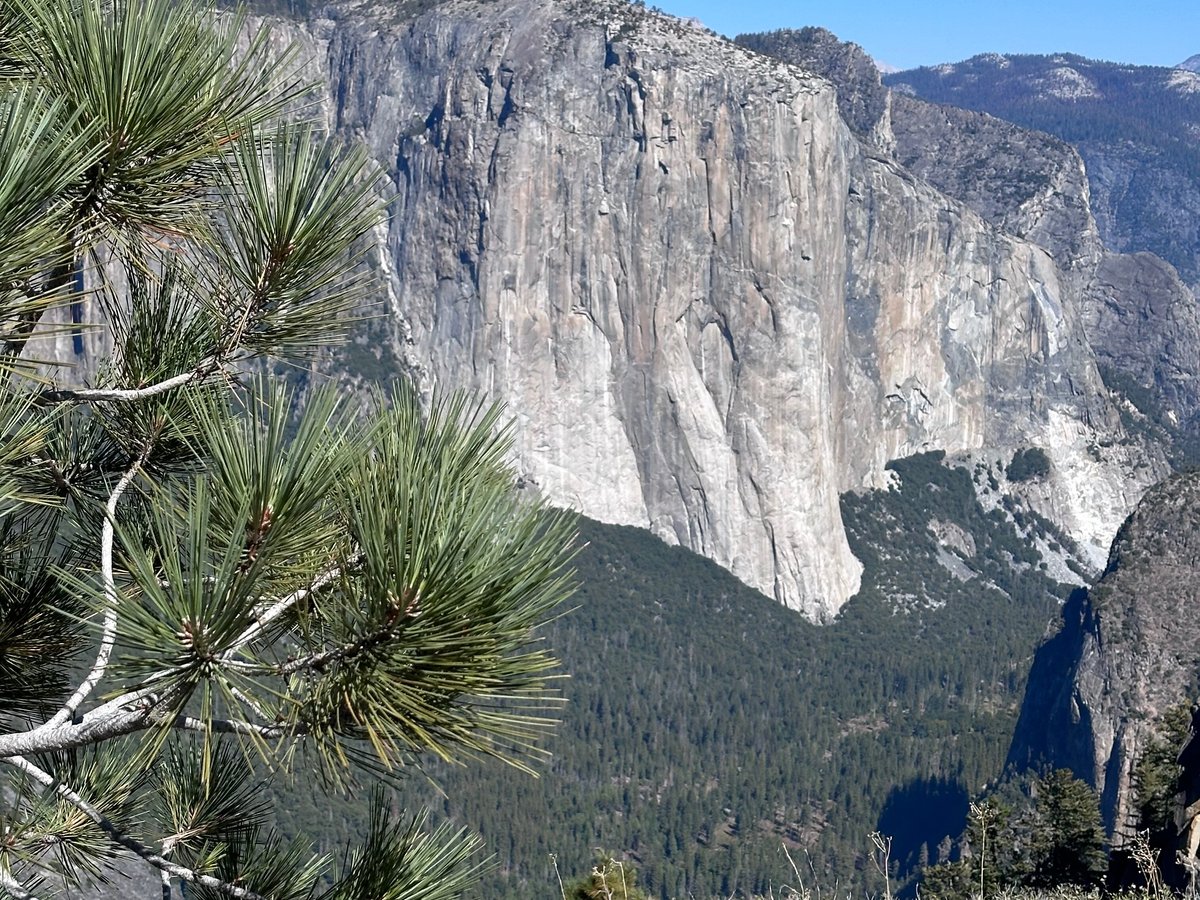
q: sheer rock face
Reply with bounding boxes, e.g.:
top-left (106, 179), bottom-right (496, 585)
top-left (1082, 140), bottom-right (1200, 297)
top-left (1083, 252), bottom-right (1200, 429)
top-left (734, 28), bottom-right (1103, 278)
top-left (888, 95), bottom-right (1104, 281)
top-left (1009, 471), bottom-right (1200, 842)
top-left (253, 0), bottom-right (1155, 617)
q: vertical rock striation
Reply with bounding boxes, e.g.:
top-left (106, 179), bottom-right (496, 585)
top-left (247, 0), bottom-right (1157, 617)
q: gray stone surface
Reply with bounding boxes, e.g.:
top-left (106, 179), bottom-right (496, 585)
top-left (734, 28), bottom-right (894, 152)
top-left (885, 54), bottom-right (1200, 293)
top-left (744, 33), bottom-right (1200, 453)
top-left (733, 28), bottom-right (1103, 278)
top-left (1083, 251), bottom-right (1200, 429)
top-left (243, 0), bottom-right (1159, 618)
top-left (1009, 471), bottom-right (1200, 844)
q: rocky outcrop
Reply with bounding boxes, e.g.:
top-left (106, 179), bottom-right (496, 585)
top-left (1083, 252), bottom-right (1200, 432)
top-left (884, 54), bottom-right (1200, 293)
top-left (1081, 140), bottom-right (1200, 295)
top-left (734, 28), bottom-right (894, 152)
top-left (224, 0), bottom-right (1167, 618)
top-left (1009, 471), bottom-right (1200, 842)
top-left (733, 30), bottom-right (1103, 280)
top-left (739, 28), bottom-right (1200, 484)
top-left (889, 96), bottom-right (1103, 280)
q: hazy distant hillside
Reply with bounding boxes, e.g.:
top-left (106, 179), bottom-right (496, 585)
top-left (1178, 54), bottom-right (1200, 72)
top-left (886, 53), bottom-right (1200, 289)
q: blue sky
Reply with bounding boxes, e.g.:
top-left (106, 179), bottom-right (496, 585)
top-left (649, 1), bottom-right (1200, 70)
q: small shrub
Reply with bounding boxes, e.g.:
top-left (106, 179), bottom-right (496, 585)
top-left (1008, 448), bottom-right (1052, 482)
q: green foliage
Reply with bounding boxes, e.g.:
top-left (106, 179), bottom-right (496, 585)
top-left (1025, 770), bottom-right (1107, 889)
top-left (565, 855), bottom-right (652, 900)
top-left (841, 450), bottom-right (1073, 614)
top-left (1136, 706), bottom-right (1191, 836)
top-left (1007, 448), bottom-right (1052, 483)
top-left (920, 859), bottom-right (974, 900)
top-left (919, 798), bottom-right (1026, 900)
top-left (0, 0), bottom-right (575, 896)
top-left (327, 450), bottom-right (1072, 899)
top-left (325, 797), bottom-right (488, 900)
top-left (919, 772), bottom-right (1107, 898)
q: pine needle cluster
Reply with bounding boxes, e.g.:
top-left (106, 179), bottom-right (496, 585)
top-left (0, 0), bottom-right (577, 896)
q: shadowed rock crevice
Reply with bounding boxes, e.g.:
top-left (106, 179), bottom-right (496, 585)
top-left (1009, 473), bottom-right (1200, 843)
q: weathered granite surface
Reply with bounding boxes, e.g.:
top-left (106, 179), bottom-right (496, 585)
top-left (736, 28), bottom-right (1200, 433)
top-left (1009, 471), bottom-right (1200, 843)
top-left (232, 0), bottom-right (1161, 617)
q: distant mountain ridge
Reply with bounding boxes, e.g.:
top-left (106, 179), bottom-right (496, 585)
top-left (1178, 53), bottom-right (1200, 72)
top-left (884, 53), bottom-right (1200, 291)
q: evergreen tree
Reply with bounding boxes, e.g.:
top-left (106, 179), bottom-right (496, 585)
top-left (920, 800), bottom-right (1011, 900)
top-left (0, 0), bottom-right (575, 896)
top-left (1026, 769), bottom-right (1108, 888)
top-left (919, 860), bottom-right (973, 900)
top-left (1135, 704), bottom-right (1192, 840)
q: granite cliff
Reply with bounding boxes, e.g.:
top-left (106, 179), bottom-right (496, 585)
top-left (738, 29), bottom-right (1200, 449)
top-left (1009, 471), bottom-right (1200, 844)
top-left (885, 53), bottom-right (1200, 294)
top-left (250, 0), bottom-right (1164, 618)
top-left (45, 1), bottom-right (1169, 618)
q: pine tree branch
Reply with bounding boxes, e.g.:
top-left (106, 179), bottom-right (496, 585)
top-left (0, 690), bottom-right (159, 758)
top-left (274, 621), bottom-right (398, 677)
top-left (38, 360), bottom-right (220, 405)
top-left (0, 562), bottom-right (349, 757)
top-left (0, 690), bottom-right (319, 758)
top-left (226, 684), bottom-right (273, 722)
top-left (0, 870), bottom-right (42, 900)
top-left (225, 558), bottom-right (352, 657)
top-left (2, 756), bottom-right (267, 900)
top-left (46, 443), bottom-right (154, 730)
top-left (171, 715), bottom-right (296, 739)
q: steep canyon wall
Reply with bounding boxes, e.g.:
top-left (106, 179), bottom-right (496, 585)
top-left (236, 0), bottom-right (1159, 617)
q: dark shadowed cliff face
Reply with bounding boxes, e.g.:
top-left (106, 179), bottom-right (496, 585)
top-left (1010, 471), bottom-right (1200, 842)
top-left (235, 0), bottom-right (1169, 618)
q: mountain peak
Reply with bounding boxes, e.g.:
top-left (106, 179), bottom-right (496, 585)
top-left (1179, 53), bottom-right (1200, 72)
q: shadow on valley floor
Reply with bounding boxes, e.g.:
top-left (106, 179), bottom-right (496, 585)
top-left (877, 776), bottom-right (970, 878)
